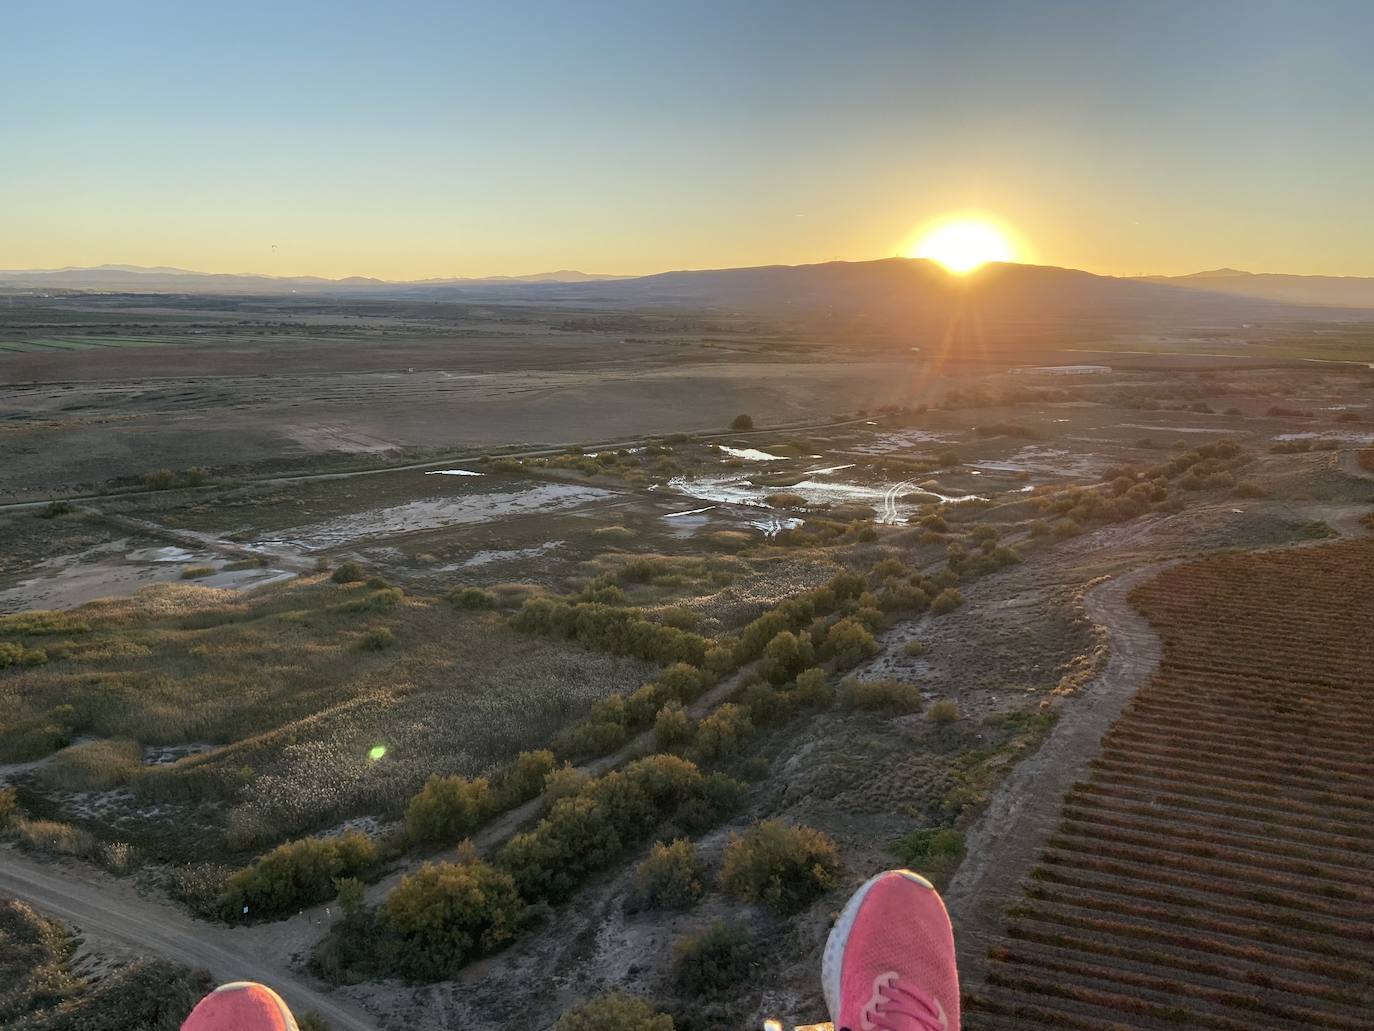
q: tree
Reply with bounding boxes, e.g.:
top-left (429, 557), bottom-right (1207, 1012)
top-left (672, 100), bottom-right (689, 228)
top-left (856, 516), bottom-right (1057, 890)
top-left (404, 775), bottom-right (490, 844)
top-left (729, 414), bottom-right (753, 431)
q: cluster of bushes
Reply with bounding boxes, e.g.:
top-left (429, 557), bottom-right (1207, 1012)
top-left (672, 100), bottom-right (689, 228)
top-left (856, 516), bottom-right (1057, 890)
top-left (330, 561), bottom-right (366, 584)
top-left (1269, 437), bottom-right (1339, 454)
top-left (557, 994), bottom-right (675, 1031)
top-left (141, 467), bottom-right (211, 490)
top-left (498, 755), bottom-right (741, 904)
top-left (512, 598), bottom-right (709, 666)
top-left (892, 826), bottom-right (965, 885)
top-left (0, 641), bottom-right (49, 668)
top-left (0, 611), bottom-right (90, 636)
top-left (332, 587), bottom-right (403, 614)
top-left (405, 750), bottom-right (555, 846)
top-left (448, 586), bottom-right (498, 609)
top-left (219, 830), bottom-right (381, 920)
top-left (552, 664), bottom-right (712, 761)
top-left (731, 572), bottom-right (866, 665)
top-left (839, 676), bottom-right (924, 713)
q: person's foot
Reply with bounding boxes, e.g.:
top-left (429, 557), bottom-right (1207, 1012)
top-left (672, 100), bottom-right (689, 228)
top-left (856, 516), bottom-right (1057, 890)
top-left (182, 981), bottom-right (300, 1031)
top-left (822, 869), bottom-right (959, 1031)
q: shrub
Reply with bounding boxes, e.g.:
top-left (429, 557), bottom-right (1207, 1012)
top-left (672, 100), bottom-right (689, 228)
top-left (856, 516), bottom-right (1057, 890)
top-left (903, 640), bottom-right (926, 657)
top-left (543, 763), bottom-right (592, 805)
top-left (386, 860), bottom-right (526, 979)
top-left (1233, 481), bottom-right (1267, 499)
top-left (13, 818), bottom-right (96, 857)
top-left (892, 827), bottom-right (965, 884)
top-left (692, 703), bottom-right (754, 760)
top-left (927, 699), bottom-right (960, 724)
top-left (793, 666), bottom-right (833, 707)
top-left (330, 561), bottom-right (366, 584)
top-left (628, 838), bottom-right (705, 911)
top-left (405, 775), bottom-right (491, 844)
top-left (180, 565), bottom-right (215, 579)
top-left (219, 831), bottom-right (380, 920)
top-left (168, 862), bottom-right (234, 919)
top-left (39, 738), bottom-right (142, 791)
top-left (98, 841), bottom-right (139, 876)
top-left (720, 820), bottom-right (841, 914)
top-left (672, 921), bottom-right (757, 992)
top-left (553, 719), bottom-right (630, 761)
top-left (557, 994), bottom-right (675, 1031)
top-left (654, 702), bottom-right (692, 751)
top-left (512, 598), bottom-right (709, 666)
top-left (356, 626), bottom-right (395, 651)
top-left (839, 676), bottom-right (924, 714)
top-left (0, 610), bottom-right (90, 636)
top-left (0, 642), bottom-right (49, 669)
top-left (0, 786), bottom-right (19, 827)
top-left (762, 630), bottom-right (815, 684)
top-left (491, 749), bottom-right (556, 808)
top-left (729, 414), bottom-right (754, 431)
top-left (764, 492), bottom-right (807, 509)
top-left (448, 586), bottom-right (497, 609)
top-left (821, 617), bottom-right (879, 668)
top-left (334, 587), bottom-right (403, 613)
top-left (930, 588), bottom-right (964, 615)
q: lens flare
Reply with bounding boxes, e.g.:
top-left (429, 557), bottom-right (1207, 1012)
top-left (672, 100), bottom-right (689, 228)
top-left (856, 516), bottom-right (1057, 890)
top-left (906, 217), bottom-right (1017, 274)
top-left (368, 745), bottom-right (387, 761)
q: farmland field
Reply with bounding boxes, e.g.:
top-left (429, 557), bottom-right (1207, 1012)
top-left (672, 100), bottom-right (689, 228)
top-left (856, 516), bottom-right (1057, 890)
top-left (967, 538), bottom-right (1374, 1029)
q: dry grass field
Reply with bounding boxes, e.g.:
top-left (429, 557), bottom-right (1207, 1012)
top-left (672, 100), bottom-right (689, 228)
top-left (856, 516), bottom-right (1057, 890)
top-left (967, 538), bottom-right (1374, 1029)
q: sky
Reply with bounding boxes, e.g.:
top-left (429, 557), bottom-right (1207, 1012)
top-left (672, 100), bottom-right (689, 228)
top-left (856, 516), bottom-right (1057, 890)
top-left (5, 1), bottom-right (1374, 280)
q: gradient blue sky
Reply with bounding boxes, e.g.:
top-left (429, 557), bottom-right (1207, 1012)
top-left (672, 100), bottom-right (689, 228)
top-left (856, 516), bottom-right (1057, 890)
top-left (5, 1), bottom-right (1372, 279)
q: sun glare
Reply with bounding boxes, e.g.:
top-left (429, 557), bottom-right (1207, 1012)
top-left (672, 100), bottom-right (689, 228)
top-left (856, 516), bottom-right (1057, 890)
top-left (909, 219), bottom-right (1015, 274)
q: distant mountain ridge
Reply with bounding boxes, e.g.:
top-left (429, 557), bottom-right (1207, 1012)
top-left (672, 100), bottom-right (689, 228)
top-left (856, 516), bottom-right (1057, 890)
top-left (3, 258), bottom-right (1372, 326)
top-left (1136, 268), bottom-right (1374, 309)
top-left (0, 265), bottom-right (624, 293)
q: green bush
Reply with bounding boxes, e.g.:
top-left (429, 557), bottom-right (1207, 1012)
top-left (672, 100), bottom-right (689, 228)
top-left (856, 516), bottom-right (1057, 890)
top-left (180, 565), bottom-right (215, 580)
top-left (821, 617), bottom-right (879, 668)
top-left (653, 702), bottom-right (692, 750)
top-left (0, 786), bottom-right (19, 827)
top-left (0, 642), bottom-right (49, 669)
top-left (330, 561), bottom-right (366, 584)
top-left (892, 827), bottom-right (965, 885)
top-left (448, 586), bottom-right (497, 609)
top-left (692, 703), bottom-right (753, 760)
top-left (356, 626), bottom-right (395, 651)
top-left (762, 630), bottom-right (815, 684)
top-left (729, 414), bottom-right (754, 431)
top-left (543, 763), bottom-right (592, 805)
top-left (628, 838), bottom-right (705, 911)
top-left (511, 598), bottom-right (709, 666)
top-left (839, 676), bottom-right (924, 714)
top-left (334, 587), bottom-right (403, 613)
top-left (930, 588), bottom-right (964, 615)
top-left (903, 640), bottom-right (926, 657)
top-left (498, 756), bottom-right (738, 903)
top-left (385, 860), bottom-right (526, 979)
top-left (926, 699), bottom-right (960, 723)
top-left (219, 831), bottom-right (380, 920)
top-left (405, 775), bottom-right (490, 844)
top-left (0, 611), bottom-right (90, 636)
top-left (557, 994), bottom-right (675, 1031)
top-left (672, 921), bottom-right (758, 993)
top-left (553, 719), bottom-right (630, 761)
top-left (720, 820), bottom-right (841, 914)
top-left (793, 667), bottom-right (833, 707)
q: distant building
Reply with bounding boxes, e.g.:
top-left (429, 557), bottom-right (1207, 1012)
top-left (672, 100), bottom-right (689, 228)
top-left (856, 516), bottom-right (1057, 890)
top-left (1009, 364), bottom-right (1112, 376)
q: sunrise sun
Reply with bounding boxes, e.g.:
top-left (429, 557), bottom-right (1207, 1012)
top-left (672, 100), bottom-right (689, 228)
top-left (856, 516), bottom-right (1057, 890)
top-left (908, 218), bottom-right (1016, 274)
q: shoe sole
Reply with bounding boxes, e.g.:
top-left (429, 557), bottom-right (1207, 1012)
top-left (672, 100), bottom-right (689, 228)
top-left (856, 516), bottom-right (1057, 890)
top-left (208, 982), bottom-right (300, 1031)
top-left (821, 869), bottom-right (935, 1021)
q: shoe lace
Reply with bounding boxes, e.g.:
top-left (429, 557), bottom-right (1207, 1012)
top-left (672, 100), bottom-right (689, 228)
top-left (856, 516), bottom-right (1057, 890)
top-left (849, 970), bottom-right (948, 1031)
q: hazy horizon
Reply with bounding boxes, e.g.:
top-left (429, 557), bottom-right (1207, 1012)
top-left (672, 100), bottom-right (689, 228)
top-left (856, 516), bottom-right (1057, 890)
top-left (7, 1), bottom-right (1374, 281)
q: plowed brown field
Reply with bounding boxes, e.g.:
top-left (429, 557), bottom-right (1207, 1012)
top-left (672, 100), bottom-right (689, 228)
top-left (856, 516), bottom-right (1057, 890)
top-left (966, 539), bottom-right (1374, 1030)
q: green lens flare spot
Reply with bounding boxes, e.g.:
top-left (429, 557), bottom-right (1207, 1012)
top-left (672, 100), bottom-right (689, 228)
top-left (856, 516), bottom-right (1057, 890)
top-left (368, 745), bottom-right (387, 761)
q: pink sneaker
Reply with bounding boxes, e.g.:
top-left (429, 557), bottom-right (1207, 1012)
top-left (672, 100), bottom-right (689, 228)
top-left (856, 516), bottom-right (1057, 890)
top-left (822, 870), bottom-right (960, 1031)
top-left (181, 981), bottom-right (300, 1031)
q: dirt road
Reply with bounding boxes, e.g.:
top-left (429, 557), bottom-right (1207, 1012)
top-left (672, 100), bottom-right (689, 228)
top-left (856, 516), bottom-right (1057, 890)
top-left (942, 561), bottom-right (1173, 985)
top-left (0, 847), bottom-right (377, 1030)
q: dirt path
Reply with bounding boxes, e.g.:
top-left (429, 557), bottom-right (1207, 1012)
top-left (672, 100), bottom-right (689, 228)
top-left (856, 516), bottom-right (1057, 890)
top-left (0, 847), bottom-right (378, 1030)
top-left (942, 560), bottom-right (1174, 986)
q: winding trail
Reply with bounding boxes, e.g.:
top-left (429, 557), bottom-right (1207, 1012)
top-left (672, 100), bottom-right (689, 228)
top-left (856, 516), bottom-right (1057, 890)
top-left (0, 847), bottom-right (377, 1030)
top-left (942, 561), bottom-right (1174, 987)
